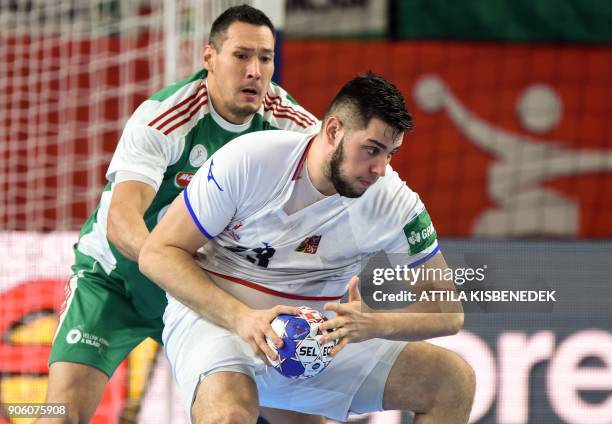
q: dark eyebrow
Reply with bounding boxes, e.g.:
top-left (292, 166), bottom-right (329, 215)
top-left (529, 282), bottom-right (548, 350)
top-left (366, 139), bottom-right (388, 150)
top-left (367, 139), bottom-right (401, 155)
top-left (234, 46), bottom-right (274, 55)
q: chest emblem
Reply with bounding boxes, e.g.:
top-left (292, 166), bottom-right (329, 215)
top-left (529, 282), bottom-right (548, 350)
top-left (295, 235), bottom-right (322, 254)
top-left (189, 144), bottom-right (208, 167)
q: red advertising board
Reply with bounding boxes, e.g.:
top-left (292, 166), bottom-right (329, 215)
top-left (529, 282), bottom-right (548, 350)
top-left (284, 41), bottom-right (612, 238)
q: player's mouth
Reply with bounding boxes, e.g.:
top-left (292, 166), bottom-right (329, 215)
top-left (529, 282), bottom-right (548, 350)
top-left (358, 179), bottom-right (373, 188)
top-left (240, 87), bottom-right (260, 101)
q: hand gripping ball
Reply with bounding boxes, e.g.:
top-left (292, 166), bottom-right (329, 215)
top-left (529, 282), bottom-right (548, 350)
top-left (266, 306), bottom-right (337, 379)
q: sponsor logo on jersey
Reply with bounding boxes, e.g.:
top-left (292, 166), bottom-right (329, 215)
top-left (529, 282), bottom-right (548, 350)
top-left (227, 242), bottom-right (276, 268)
top-left (295, 235), bottom-right (322, 254)
top-left (224, 222), bottom-right (243, 242)
top-left (403, 209), bottom-right (436, 255)
top-left (207, 158), bottom-right (223, 191)
top-left (66, 328), bottom-right (82, 344)
top-left (175, 171), bottom-right (195, 188)
top-left (189, 144), bottom-right (208, 167)
top-left (66, 327), bottom-right (109, 348)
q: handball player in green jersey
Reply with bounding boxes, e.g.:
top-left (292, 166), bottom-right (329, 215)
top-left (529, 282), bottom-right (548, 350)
top-left (42, 6), bottom-right (323, 424)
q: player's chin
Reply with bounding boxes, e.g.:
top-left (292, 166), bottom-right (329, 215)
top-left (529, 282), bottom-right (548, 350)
top-left (236, 102), bottom-right (261, 115)
top-left (341, 185), bottom-right (367, 199)
top-left (353, 188), bottom-right (368, 198)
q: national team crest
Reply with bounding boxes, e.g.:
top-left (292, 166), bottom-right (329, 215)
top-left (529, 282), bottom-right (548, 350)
top-left (295, 235), bottom-right (322, 254)
top-left (189, 144), bottom-right (208, 167)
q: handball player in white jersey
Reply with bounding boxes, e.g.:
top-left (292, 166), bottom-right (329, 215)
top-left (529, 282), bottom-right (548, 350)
top-left (140, 72), bottom-right (476, 423)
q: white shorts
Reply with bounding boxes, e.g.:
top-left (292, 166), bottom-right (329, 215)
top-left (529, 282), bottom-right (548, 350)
top-left (163, 297), bottom-right (406, 422)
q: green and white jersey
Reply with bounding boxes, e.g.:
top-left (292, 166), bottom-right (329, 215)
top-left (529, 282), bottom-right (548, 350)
top-left (74, 69), bottom-right (320, 318)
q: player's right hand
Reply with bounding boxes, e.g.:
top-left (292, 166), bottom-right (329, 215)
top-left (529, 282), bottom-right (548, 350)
top-left (234, 305), bottom-right (299, 365)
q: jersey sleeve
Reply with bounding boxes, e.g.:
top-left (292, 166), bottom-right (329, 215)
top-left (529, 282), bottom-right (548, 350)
top-left (361, 168), bottom-right (439, 268)
top-left (264, 83), bottom-right (321, 134)
top-left (384, 200), bottom-right (440, 268)
top-left (112, 170), bottom-right (158, 189)
top-left (182, 145), bottom-right (244, 239)
top-left (106, 123), bottom-right (174, 191)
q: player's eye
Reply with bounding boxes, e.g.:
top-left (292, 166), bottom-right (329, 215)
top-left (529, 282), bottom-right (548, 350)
top-left (234, 53), bottom-right (248, 60)
top-left (261, 56), bottom-right (272, 64)
top-left (364, 147), bottom-right (379, 156)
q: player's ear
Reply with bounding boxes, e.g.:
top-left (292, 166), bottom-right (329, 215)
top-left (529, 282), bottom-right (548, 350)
top-left (324, 116), bottom-right (343, 147)
top-left (203, 44), bottom-right (215, 71)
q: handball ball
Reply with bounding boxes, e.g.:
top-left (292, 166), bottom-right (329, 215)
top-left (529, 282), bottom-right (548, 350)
top-left (266, 306), bottom-right (337, 379)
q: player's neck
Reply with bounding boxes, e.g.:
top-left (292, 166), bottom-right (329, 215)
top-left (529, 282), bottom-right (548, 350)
top-left (307, 135), bottom-right (337, 196)
top-left (206, 80), bottom-right (250, 125)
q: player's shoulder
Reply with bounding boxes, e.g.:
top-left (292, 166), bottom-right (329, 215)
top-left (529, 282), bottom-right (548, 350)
top-left (126, 69), bottom-right (207, 128)
top-left (260, 82), bottom-right (320, 133)
top-left (349, 167), bottom-right (430, 252)
top-left (204, 131), bottom-right (313, 209)
top-left (217, 130), bottom-right (311, 169)
top-left (352, 166), bottom-right (422, 227)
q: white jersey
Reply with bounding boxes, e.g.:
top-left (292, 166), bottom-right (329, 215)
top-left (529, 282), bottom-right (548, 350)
top-left (184, 130), bottom-right (439, 304)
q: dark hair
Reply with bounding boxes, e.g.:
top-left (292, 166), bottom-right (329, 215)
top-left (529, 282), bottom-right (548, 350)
top-left (324, 71), bottom-right (413, 138)
top-left (208, 4), bottom-right (275, 51)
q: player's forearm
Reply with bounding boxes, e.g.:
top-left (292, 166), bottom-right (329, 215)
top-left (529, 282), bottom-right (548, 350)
top-left (107, 204), bottom-right (149, 261)
top-left (373, 311), bottom-right (464, 341)
top-left (138, 244), bottom-right (249, 330)
top-left (107, 180), bottom-right (157, 262)
top-left (373, 282), bottom-right (464, 340)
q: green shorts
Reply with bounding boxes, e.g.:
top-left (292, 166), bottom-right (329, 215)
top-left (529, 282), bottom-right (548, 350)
top-left (49, 259), bottom-right (163, 378)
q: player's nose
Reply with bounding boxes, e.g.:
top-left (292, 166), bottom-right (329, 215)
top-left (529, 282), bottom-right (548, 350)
top-left (246, 57), bottom-right (261, 80)
top-left (371, 155), bottom-right (387, 177)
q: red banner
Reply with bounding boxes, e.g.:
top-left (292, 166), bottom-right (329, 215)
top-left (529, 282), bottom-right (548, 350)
top-left (284, 41), bottom-right (612, 238)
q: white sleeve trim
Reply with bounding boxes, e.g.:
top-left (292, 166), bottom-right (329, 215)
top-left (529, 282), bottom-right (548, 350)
top-left (113, 170), bottom-right (159, 191)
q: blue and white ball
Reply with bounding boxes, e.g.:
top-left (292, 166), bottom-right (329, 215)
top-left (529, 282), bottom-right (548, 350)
top-left (266, 306), bottom-right (337, 379)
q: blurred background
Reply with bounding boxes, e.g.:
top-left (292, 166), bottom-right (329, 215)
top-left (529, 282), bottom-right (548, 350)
top-left (1, 0), bottom-right (611, 423)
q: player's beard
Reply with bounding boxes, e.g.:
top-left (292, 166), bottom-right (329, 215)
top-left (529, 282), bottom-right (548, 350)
top-left (227, 100), bottom-right (260, 122)
top-left (328, 138), bottom-right (365, 198)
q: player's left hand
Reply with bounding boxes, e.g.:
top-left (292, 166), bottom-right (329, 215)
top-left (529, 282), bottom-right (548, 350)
top-left (319, 276), bottom-right (377, 356)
